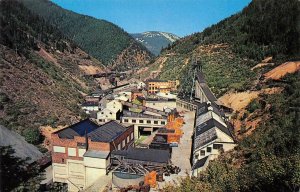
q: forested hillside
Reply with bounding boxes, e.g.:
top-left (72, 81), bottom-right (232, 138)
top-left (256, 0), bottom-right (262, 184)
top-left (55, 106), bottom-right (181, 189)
top-left (0, 0), bottom-right (102, 145)
top-left (20, 0), bottom-right (153, 70)
top-left (164, 72), bottom-right (300, 192)
top-left (152, 0), bottom-right (299, 191)
top-left (140, 0), bottom-right (299, 97)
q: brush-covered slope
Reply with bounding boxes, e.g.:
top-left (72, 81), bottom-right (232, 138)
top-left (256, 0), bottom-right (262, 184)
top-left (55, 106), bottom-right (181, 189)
top-left (140, 0), bottom-right (299, 97)
top-left (158, 0), bottom-right (300, 191)
top-left (164, 71), bottom-right (300, 192)
top-left (21, 0), bottom-right (153, 70)
top-left (132, 31), bottom-right (180, 56)
top-left (0, 0), bottom-right (102, 138)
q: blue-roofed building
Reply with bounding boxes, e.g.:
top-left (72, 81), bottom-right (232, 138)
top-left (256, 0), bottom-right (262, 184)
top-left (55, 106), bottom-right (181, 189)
top-left (51, 119), bottom-right (134, 191)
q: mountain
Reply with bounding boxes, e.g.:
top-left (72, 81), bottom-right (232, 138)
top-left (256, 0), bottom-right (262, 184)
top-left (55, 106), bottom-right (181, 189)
top-left (0, 0), bottom-right (104, 139)
top-left (20, 0), bottom-right (153, 71)
top-left (146, 0), bottom-right (299, 191)
top-left (132, 31), bottom-right (180, 55)
top-left (138, 0), bottom-right (299, 98)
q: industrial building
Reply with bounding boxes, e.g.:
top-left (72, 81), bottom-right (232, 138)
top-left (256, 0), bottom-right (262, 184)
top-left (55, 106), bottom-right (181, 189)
top-left (191, 71), bottom-right (236, 176)
top-left (121, 110), bottom-right (168, 139)
top-left (110, 148), bottom-right (171, 188)
top-left (51, 119), bottom-right (134, 191)
top-left (146, 79), bottom-right (179, 94)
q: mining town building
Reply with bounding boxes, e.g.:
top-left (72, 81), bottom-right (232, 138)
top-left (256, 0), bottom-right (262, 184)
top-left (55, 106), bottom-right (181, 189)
top-left (51, 119), bottom-right (134, 191)
top-left (121, 110), bottom-right (168, 139)
top-left (110, 148), bottom-right (170, 188)
top-left (146, 79), bottom-right (179, 94)
top-left (191, 71), bottom-right (236, 176)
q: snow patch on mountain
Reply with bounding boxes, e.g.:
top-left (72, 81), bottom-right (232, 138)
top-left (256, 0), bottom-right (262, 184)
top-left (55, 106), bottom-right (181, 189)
top-left (159, 32), bottom-right (179, 42)
top-left (132, 31), bottom-right (180, 55)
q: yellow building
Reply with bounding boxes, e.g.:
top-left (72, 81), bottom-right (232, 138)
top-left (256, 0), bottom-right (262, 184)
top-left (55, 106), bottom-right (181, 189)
top-left (146, 79), bottom-right (179, 94)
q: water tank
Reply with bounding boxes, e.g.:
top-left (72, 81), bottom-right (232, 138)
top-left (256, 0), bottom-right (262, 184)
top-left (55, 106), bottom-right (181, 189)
top-left (112, 172), bottom-right (144, 188)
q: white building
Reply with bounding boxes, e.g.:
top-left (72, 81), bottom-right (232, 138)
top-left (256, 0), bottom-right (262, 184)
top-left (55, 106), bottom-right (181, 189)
top-left (81, 102), bottom-right (99, 113)
top-left (97, 100), bottom-right (123, 123)
top-left (191, 118), bottom-right (235, 176)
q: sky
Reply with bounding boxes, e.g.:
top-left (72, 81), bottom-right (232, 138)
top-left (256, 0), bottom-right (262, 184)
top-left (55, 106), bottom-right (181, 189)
top-left (51, 0), bottom-right (251, 37)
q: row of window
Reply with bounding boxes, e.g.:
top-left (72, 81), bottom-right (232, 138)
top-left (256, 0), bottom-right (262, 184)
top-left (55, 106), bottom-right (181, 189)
top-left (53, 133), bottom-right (134, 157)
top-left (123, 118), bottom-right (166, 125)
top-left (195, 144), bottom-right (224, 158)
top-left (53, 146), bottom-right (86, 157)
top-left (117, 132), bottom-right (134, 150)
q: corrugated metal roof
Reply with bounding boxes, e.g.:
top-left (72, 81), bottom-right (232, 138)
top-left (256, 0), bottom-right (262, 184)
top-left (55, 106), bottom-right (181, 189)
top-left (112, 148), bottom-right (170, 163)
top-left (196, 71), bottom-right (207, 84)
top-left (55, 120), bottom-right (129, 143)
top-left (201, 85), bottom-right (217, 102)
top-left (196, 102), bottom-right (221, 116)
top-left (196, 118), bottom-right (232, 138)
top-left (56, 119), bottom-right (99, 139)
top-left (87, 121), bottom-right (127, 142)
top-left (196, 71), bottom-right (217, 102)
top-left (83, 150), bottom-right (110, 159)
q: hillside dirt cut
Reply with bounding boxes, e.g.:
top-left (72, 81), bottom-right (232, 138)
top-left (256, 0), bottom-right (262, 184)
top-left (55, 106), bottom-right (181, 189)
top-left (219, 87), bottom-right (283, 111)
top-left (264, 61), bottom-right (300, 80)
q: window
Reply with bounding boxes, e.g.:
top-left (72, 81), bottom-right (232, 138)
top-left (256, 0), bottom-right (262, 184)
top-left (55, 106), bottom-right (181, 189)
top-left (62, 158), bottom-right (65, 163)
top-left (122, 140), bottom-right (126, 148)
top-left (147, 120), bottom-right (151, 124)
top-left (139, 120), bottom-right (144, 123)
top-left (154, 121), bottom-right (158, 125)
top-left (213, 144), bottom-right (223, 149)
top-left (207, 147), bottom-right (212, 153)
top-left (195, 153), bottom-right (199, 159)
top-left (68, 148), bottom-right (76, 156)
top-left (78, 149), bottom-right (86, 157)
top-left (53, 146), bottom-right (66, 153)
top-left (124, 119), bottom-right (128, 123)
top-left (161, 121), bottom-right (166, 125)
top-left (132, 119), bottom-right (136, 123)
top-left (200, 150), bottom-right (205, 156)
top-left (118, 144), bottom-right (121, 150)
top-left (127, 136), bottom-right (130, 143)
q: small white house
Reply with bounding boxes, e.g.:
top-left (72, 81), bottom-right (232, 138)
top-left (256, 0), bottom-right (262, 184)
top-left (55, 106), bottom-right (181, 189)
top-left (97, 108), bottom-right (120, 123)
top-left (97, 100), bottom-right (123, 123)
top-left (81, 102), bottom-right (99, 113)
top-left (106, 100), bottom-right (123, 112)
